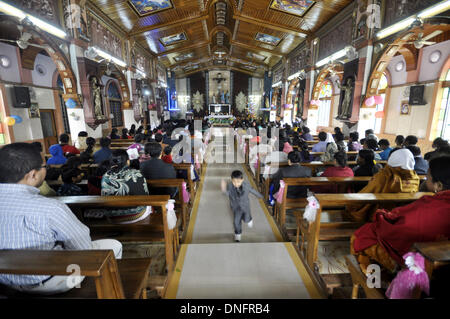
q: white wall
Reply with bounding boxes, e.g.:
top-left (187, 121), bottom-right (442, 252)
top-left (0, 43), bottom-right (21, 83)
top-left (387, 55), bottom-right (407, 86)
top-left (4, 84), bottom-right (58, 142)
top-left (307, 109), bottom-right (319, 134)
top-left (32, 54), bottom-right (57, 88)
top-left (384, 83), bottom-right (435, 138)
top-left (330, 94), bottom-right (342, 129)
top-left (123, 109), bottom-right (140, 130)
top-left (419, 40), bottom-right (450, 82)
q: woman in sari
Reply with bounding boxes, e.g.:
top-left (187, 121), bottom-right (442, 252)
top-left (347, 148), bottom-right (420, 223)
top-left (351, 155), bottom-right (450, 274)
top-left (100, 150), bottom-right (150, 224)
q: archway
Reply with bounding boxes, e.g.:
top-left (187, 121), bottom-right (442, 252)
top-left (106, 80), bottom-right (124, 129)
top-left (11, 18), bottom-right (81, 106)
top-left (366, 24), bottom-right (450, 103)
top-left (308, 63), bottom-right (343, 132)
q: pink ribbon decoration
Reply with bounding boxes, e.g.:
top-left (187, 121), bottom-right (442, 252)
top-left (182, 182), bottom-right (190, 203)
top-left (386, 252), bottom-right (430, 299)
top-left (274, 180), bottom-right (285, 203)
top-left (283, 142), bottom-right (293, 154)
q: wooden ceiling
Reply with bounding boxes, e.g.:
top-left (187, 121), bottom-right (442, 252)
top-left (88, 0), bottom-right (354, 77)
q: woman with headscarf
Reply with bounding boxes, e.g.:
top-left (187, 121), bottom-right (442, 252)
top-left (350, 156), bottom-right (450, 275)
top-left (347, 148), bottom-right (420, 223)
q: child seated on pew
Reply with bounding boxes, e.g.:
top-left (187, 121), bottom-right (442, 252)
top-left (162, 146), bottom-right (173, 164)
top-left (57, 167), bottom-right (85, 196)
top-left (87, 160), bottom-right (110, 195)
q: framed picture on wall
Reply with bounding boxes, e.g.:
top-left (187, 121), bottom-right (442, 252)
top-left (400, 101), bottom-right (410, 115)
top-left (29, 103), bottom-right (40, 118)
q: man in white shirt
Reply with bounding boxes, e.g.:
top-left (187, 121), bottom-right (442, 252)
top-left (0, 143), bottom-right (122, 295)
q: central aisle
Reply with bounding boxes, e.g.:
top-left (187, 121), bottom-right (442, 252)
top-left (165, 127), bottom-right (322, 299)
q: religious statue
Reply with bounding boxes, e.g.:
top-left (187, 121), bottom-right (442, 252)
top-left (225, 91), bottom-right (230, 104)
top-left (212, 94), bottom-right (216, 104)
top-left (337, 78), bottom-right (354, 119)
top-left (91, 77), bottom-right (103, 119)
top-left (220, 90), bottom-right (225, 104)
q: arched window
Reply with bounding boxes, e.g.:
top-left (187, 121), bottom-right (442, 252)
top-left (372, 73), bottom-right (388, 134)
top-left (317, 80), bottom-right (332, 127)
top-left (435, 70), bottom-right (450, 140)
top-left (108, 82), bottom-right (123, 128)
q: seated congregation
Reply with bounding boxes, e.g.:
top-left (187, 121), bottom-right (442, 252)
top-left (0, 119), bottom-right (208, 298)
top-left (236, 120), bottom-right (450, 298)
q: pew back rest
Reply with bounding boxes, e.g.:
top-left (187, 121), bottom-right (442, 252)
top-left (0, 249), bottom-right (125, 299)
top-left (56, 195), bottom-right (176, 273)
top-left (304, 193), bottom-right (434, 269)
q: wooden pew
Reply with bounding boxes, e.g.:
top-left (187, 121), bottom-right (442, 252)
top-left (0, 250), bottom-right (151, 299)
top-left (273, 175), bottom-right (425, 230)
top-left (173, 163), bottom-right (195, 205)
top-left (146, 179), bottom-right (189, 232)
top-left (55, 195), bottom-right (178, 275)
top-left (301, 193), bottom-right (433, 271)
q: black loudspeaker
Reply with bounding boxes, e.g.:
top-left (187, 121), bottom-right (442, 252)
top-left (12, 86), bottom-right (31, 108)
top-left (409, 85), bottom-right (426, 105)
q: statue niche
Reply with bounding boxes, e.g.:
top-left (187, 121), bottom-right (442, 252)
top-left (336, 76), bottom-right (355, 120)
top-left (90, 76), bottom-right (106, 120)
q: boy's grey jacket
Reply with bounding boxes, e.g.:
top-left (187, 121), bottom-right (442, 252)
top-left (225, 181), bottom-right (263, 214)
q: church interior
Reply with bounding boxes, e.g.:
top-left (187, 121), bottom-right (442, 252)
top-left (0, 0), bottom-right (449, 301)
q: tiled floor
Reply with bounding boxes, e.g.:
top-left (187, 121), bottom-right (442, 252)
top-left (168, 129), bottom-right (316, 299)
top-left (176, 243), bottom-right (311, 299)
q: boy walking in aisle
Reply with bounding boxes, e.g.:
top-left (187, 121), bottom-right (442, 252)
top-left (221, 170), bottom-right (263, 242)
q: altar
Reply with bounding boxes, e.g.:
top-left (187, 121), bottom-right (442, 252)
top-left (206, 114), bottom-right (235, 126)
top-left (209, 104), bottom-right (231, 115)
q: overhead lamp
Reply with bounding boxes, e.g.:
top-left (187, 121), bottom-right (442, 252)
top-left (287, 70), bottom-right (304, 81)
top-left (92, 47), bottom-right (126, 67)
top-left (136, 69), bottom-right (146, 78)
top-left (271, 81), bottom-right (282, 88)
top-left (418, 0), bottom-right (450, 19)
top-left (376, 0), bottom-right (450, 40)
top-left (316, 48), bottom-right (346, 68)
top-left (0, 1), bottom-right (66, 39)
top-left (0, 1), bottom-right (26, 20)
top-left (375, 17), bottom-right (416, 40)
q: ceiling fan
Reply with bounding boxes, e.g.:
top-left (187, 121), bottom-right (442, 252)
top-left (0, 25), bottom-right (48, 50)
top-left (406, 30), bottom-right (443, 49)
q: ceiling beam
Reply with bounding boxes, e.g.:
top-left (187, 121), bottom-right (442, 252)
top-left (157, 42), bottom-right (210, 57)
top-left (233, 14), bottom-right (310, 37)
top-left (179, 65), bottom-right (262, 78)
top-left (129, 15), bottom-right (209, 36)
top-left (231, 41), bottom-right (284, 58)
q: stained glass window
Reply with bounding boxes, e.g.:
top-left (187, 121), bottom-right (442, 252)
top-left (378, 74), bottom-right (388, 91)
top-left (319, 80), bottom-right (332, 99)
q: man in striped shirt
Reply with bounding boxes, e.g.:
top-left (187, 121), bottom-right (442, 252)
top-left (0, 143), bottom-right (122, 295)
